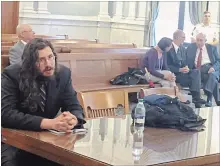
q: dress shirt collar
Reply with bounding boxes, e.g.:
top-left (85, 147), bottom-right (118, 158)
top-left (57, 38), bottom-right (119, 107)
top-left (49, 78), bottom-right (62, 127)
top-left (172, 42), bottom-right (179, 53)
top-left (21, 40), bottom-right (27, 45)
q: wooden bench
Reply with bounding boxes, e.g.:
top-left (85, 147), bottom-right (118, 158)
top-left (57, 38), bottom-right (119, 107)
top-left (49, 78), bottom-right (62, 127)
top-left (57, 52), bottom-right (144, 89)
top-left (55, 47), bottom-right (150, 53)
top-left (50, 39), bottom-right (98, 44)
top-left (1, 34), bottom-right (67, 42)
top-left (53, 42), bottom-right (137, 49)
top-left (1, 46), bottom-right (11, 54)
top-left (0, 46), bottom-right (149, 67)
top-left (56, 52), bottom-right (155, 113)
top-left (1, 55), bottom-right (9, 71)
top-left (1, 41), bottom-right (15, 46)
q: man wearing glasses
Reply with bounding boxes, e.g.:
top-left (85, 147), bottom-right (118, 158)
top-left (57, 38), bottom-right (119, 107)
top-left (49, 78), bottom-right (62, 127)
top-left (2, 38), bottom-right (85, 166)
top-left (167, 30), bottom-right (206, 108)
top-left (9, 24), bottom-right (35, 65)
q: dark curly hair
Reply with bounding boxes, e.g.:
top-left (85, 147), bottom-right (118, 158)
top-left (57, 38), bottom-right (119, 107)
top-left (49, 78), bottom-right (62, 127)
top-left (19, 38), bottom-right (58, 112)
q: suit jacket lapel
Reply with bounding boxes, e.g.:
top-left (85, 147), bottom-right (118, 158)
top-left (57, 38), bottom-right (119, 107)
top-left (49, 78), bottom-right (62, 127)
top-left (17, 41), bottom-right (26, 56)
top-left (171, 45), bottom-right (183, 66)
top-left (206, 44), bottom-right (214, 64)
top-left (191, 44), bottom-right (197, 63)
top-left (170, 47), bottom-right (176, 59)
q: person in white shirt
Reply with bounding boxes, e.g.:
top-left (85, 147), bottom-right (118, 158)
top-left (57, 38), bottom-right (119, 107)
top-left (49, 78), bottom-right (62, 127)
top-left (167, 30), bottom-right (206, 108)
top-left (9, 24), bottom-right (35, 65)
top-left (191, 11), bottom-right (219, 45)
top-left (186, 33), bottom-right (220, 107)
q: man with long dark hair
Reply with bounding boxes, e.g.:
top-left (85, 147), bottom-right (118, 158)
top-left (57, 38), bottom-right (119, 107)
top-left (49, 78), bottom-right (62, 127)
top-left (1, 38), bottom-right (86, 166)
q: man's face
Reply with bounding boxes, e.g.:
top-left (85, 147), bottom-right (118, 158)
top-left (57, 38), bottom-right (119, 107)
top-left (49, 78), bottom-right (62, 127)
top-left (178, 33), bottom-right (186, 45)
top-left (36, 46), bottom-right (55, 77)
top-left (203, 12), bottom-right (211, 24)
top-left (196, 35), bottom-right (206, 48)
top-left (21, 25), bottom-right (35, 41)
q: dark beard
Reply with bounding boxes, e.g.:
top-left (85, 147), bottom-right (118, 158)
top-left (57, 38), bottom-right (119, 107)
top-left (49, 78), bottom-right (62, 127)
top-left (37, 73), bottom-right (55, 82)
top-left (36, 68), bottom-right (56, 82)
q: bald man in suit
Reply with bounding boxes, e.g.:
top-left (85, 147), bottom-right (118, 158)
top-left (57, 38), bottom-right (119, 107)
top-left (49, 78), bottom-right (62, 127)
top-left (9, 24), bottom-right (35, 65)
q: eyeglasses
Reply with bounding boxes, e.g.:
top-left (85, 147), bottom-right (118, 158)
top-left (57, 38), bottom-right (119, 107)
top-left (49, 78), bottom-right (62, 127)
top-left (37, 54), bottom-right (55, 65)
top-left (204, 15), bottom-right (211, 18)
top-left (22, 30), bottom-right (34, 33)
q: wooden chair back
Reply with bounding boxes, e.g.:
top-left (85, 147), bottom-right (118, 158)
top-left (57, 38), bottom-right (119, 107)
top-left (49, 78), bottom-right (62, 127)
top-left (78, 90), bottom-right (125, 119)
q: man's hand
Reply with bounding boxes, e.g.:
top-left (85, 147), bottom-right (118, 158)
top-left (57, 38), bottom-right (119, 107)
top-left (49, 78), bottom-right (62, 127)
top-left (40, 112), bottom-right (78, 133)
top-left (208, 67), bottom-right (215, 73)
top-left (62, 111), bottom-right (78, 129)
top-left (164, 72), bottom-right (176, 81)
top-left (179, 66), bottom-right (189, 73)
top-left (172, 73), bottom-right (176, 81)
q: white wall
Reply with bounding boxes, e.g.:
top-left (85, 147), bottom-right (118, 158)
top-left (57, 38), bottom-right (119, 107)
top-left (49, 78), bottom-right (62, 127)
top-left (19, 1), bottom-right (150, 47)
top-left (47, 2), bottom-right (100, 16)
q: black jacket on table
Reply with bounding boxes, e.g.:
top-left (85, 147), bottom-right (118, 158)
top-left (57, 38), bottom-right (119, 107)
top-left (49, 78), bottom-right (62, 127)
top-left (1, 63), bottom-right (86, 131)
top-left (186, 43), bottom-right (220, 71)
top-left (166, 44), bottom-right (187, 74)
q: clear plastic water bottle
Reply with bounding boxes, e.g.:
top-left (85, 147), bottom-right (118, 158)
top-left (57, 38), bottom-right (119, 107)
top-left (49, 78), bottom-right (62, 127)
top-left (132, 131), bottom-right (144, 163)
top-left (134, 99), bottom-right (145, 132)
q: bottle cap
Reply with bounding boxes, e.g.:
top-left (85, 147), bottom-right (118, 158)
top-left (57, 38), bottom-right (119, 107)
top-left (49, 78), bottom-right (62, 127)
top-left (138, 98), bottom-right (144, 102)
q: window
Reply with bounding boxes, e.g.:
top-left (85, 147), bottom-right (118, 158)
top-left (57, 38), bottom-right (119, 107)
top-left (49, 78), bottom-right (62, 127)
top-left (183, 2), bottom-right (194, 43)
top-left (208, 1), bottom-right (220, 24)
top-left (155, 2), bottom-right (180, 43)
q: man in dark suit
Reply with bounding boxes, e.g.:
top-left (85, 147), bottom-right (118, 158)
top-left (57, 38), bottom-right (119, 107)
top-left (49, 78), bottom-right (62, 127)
top-left (1, 38), bottom-right (86, 166)
top-left (9, 24), bottom-right (35, 65)
top-left (186, 33), bottom-right (220, 107)
top-left (167, 30), bottom-right (206, 108)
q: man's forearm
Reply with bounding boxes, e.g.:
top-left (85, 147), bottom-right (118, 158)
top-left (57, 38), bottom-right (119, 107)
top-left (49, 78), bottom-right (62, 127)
top-left (40, 118), bottom-right (53, 130)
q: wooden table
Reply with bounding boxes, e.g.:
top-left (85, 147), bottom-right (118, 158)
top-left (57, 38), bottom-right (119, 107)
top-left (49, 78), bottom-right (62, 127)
top-left (2, 107), bottom-right (220, 166)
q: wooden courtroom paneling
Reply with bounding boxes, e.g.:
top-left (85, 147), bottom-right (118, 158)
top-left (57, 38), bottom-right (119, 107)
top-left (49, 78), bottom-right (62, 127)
top-left (53, 43), bottom-right (137, 49)
top-left (1, 1), bottom-right (19, 34)
top-left (57, 53), bottom-right (145, 88)
top-left (50, 39), bottom-right (97, 44)
top-left (69, 47), bottom-right (149, 53)
top-left (1, 55), bottom-right (9, 71)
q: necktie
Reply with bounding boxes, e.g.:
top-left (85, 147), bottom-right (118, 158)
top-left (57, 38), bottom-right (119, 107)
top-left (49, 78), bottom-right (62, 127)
top-left (39, 83), bottom-right (46, 112)
top-left (196, 48), bottom-right (203, 68)
top-left (177, 48), bottom-right (180, 54)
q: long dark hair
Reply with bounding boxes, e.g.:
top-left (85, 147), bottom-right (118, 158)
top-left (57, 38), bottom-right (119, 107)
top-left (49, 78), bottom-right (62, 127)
top-left (19, 38), bottom-right (58, 112)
